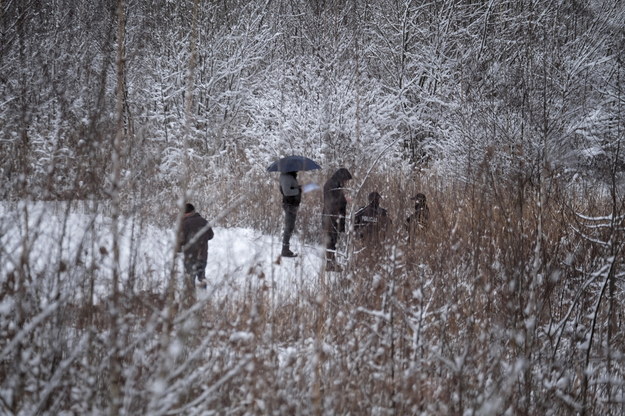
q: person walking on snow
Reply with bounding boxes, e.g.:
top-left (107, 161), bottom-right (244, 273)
top-left (178, 203), bottom-right (214, 289)
top-left (279, 171), bottom-right (301, 257)
top-left (322, 167), bottom-right (352, 271)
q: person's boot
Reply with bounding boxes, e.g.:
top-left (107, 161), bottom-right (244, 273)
top-left (281, 245), bottom-right (297, 257)
top-left (325, 251), bottom-right (342, 272)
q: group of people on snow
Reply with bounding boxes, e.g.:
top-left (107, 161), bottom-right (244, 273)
top-left (280, 167), bottom-right (430, 272)
top-left (177, 167), bottom-right (430, 288)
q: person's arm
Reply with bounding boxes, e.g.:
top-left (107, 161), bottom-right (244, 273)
top-left (354, 207), bottom-right (366, 237)
top-left (195, 221), bottom-right (213, 243)
top-left (354, 208), bottom-right (363, 227)
top-left (338, 194), bottom-right (347, 232)
top-left (177, 226), bottom-right (187, 252)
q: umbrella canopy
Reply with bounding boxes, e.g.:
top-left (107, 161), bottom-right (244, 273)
top-left (267, 155), bottom-right (321, 173)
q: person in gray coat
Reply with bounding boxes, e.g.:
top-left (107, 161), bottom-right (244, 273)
top-left (279, 171), bottom-right (301, 257)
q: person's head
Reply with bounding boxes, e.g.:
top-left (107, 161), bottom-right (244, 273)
top-left (287, 171), bottom-right (297, 177)
top-left (184, 203), bottom-right (195, 214)
top-left (333, 167), bottom-right (352, 185)
top-left (368, 191), bottom-right (381, 207)
top-left (412, 193), bottom-right (426, 209)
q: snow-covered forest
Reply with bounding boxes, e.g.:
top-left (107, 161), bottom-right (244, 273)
top-left (1, 0), bottom-right (625, 414)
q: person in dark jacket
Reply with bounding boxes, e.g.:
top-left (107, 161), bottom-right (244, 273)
top-left (178, 203), bottom-right (214, 289)
top-left (322, 167), bottom-right (352, 271)
top-left (354, 191), bottom-right (391, 245)
top-left (279, 171), bottom-right (301, 257)
top-left (406, 193), bottom-right (429, 243)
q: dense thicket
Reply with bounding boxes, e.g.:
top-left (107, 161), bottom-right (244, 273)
top-left (2, 0), bottom-right (623, 205)
top-left (1, 0), bottom-right (624, 414)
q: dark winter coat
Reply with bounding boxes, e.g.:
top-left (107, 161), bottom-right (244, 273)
top-left (179, 212), bottom-right (214, 265)
top-left (322, 168), bottom-right (352, 233)
top-left (406, 205), bottom-right (429, 242)
top-left (354, 202), bottom-right (391, 243)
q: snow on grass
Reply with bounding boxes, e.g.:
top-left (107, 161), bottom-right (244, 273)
top-left (0, 201), bottom-right (324, 305)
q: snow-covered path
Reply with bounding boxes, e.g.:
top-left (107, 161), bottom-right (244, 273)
top-left (0, 202), bottom-right (325, 305)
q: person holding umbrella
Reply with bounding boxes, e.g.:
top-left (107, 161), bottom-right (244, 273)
top-left (267, 155), bottom-right (322, 258)
top-left (279, 170), bottom-right (301, 257)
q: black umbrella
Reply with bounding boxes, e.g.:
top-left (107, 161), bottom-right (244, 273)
top-left (267, 155), bottom-right (321, 173)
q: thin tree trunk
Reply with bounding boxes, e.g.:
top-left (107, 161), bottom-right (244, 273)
top-left (108, 0), bottom-right (127, 413)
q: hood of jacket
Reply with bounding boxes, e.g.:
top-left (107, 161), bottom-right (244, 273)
top-left (331, 167), bottom-right (352, 182)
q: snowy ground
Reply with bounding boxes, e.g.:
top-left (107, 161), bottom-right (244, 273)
top-left (202, 227), bottom-right (325, 302)
top-left (0, 201), bottom-right (325, 306)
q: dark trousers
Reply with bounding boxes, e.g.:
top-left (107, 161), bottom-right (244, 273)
top-left (282, 204), bottom-right (298, 248)
top-left (184, 260), bottom-right (206, 287)
top-left (326, 229), bottom-right (339, 252)
top-left (324, 219), bottom-right (340, 261)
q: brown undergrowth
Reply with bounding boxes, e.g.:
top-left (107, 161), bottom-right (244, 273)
top-left (3, 170), bottom-right (622, 415)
